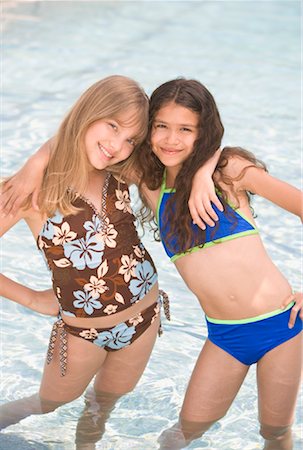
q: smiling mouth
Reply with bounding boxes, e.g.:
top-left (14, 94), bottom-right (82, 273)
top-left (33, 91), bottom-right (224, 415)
top-left (98, 143), bottom-right (113, 158)
top-left (161, 147), bottom-right (181, 155)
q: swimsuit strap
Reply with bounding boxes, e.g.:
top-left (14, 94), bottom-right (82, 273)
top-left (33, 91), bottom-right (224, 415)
top-left (158, 289), bottom-right (171, 336)
top-left (47, 317), bottom-right (68, 377)
top-left (159, 289), bottom-right (171, 321)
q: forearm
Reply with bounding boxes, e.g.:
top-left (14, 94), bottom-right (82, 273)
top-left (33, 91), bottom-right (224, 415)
top-left (198, 148), bottom-right (221, 176)
top-left (242, 168), bottom-right (303, 221)
top-left (0, 273), bottom-right (36, 310)
top-left (189, 148), bottom-right (223, 228)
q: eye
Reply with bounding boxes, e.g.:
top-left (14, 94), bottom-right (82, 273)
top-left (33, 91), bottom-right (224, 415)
top-left (127, 138), bottom-right (136, 147)
top-left (180, 127), bottom-right (192, 132)
top-left (155, 123), bottom-right (167, 129)
top-left (108, 122), bottom-right (118, 131)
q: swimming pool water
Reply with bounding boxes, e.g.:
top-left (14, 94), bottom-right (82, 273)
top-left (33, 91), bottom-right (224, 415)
top-left (1, 1), bottom-right (301, 449)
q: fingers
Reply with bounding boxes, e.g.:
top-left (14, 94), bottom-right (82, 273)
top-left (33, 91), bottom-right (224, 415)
top-left (0, 179), bottom-right (25, 216)
top-left (188, 195), bottom-right (224, 230)
top-left (189, 204), bottom-right (206, 230)
top-left (0, 189), bottom-right (15, 216)
top-left (288, 305), bottom-right (300, 328)
top-left (281, 292), bottom-right (303, 328)
top-left (1, 192), bottom-right (23, 216)
top-left (210, 194), bottom-right (224, 212)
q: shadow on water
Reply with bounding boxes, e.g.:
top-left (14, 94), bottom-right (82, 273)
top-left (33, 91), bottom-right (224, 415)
top-left (0, 433), bottom-right (51, 450)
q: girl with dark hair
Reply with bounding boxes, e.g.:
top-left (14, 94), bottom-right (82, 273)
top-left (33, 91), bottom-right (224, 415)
top-left (136, 78), bottom-right (302, 450)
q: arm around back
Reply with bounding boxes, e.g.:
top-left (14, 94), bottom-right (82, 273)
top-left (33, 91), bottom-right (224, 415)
top-left (222, 154), bottom-right (303, 221)
top-left (0, 138), bottom-right (53, 215)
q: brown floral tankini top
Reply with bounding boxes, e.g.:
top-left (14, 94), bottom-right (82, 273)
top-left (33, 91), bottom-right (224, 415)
top-left (37, 173), bottom-right (158, 318)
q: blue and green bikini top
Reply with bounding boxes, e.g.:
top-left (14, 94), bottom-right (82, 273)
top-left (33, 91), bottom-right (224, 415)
top-left (156, 172), bottom-right (259, 262)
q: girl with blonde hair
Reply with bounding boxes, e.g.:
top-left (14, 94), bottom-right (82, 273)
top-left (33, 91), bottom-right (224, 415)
top-left (0, 75), bottom-right (169, 448)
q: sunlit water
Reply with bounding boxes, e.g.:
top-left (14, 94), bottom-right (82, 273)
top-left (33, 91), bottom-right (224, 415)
top-left (1, 1), bottom-right (301, 449)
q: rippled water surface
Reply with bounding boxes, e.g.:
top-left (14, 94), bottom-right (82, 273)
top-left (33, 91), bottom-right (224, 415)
top-left (1, 1), bottom-right (301, 449)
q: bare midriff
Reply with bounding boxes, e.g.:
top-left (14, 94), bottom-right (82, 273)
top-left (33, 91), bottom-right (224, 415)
top-left (175, 235), bottom-right (292, 320)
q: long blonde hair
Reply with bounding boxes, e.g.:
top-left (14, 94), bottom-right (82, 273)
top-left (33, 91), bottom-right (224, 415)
top-left (38, 75), bottom-right (148, 216)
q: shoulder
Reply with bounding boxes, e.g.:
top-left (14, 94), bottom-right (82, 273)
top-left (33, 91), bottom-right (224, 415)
top-left (215, 148), bottom-right (267, 189)
top-left (140, 183), bottom-right (161, 215)
top-left (220, 153), bottom-right (258, 177)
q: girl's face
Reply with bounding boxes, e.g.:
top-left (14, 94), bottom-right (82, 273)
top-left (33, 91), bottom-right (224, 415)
top-left (151, 102), bottom-right (199, 174)
top-left (84, 111), bottom-right (139, 171)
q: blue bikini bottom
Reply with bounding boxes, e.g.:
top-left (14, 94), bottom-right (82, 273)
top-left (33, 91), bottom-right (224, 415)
top-left (206, 302), bottom-right (302, 365)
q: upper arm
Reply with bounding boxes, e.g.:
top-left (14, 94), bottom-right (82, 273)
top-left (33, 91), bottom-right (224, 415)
top-left (0, 183), bottom-right (39, 236)
top-left (0, 205), bottom-right (28, 237)
top-left (224, 156), bottom-right (303, 220)
top-left (243, 168), bottom-right (302, 219)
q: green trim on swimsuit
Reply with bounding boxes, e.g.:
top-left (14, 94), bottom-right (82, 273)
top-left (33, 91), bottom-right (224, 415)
top-left (206, 301), bottom-right (295, 324)
top-left (170, 229), bottom-right (259, 262)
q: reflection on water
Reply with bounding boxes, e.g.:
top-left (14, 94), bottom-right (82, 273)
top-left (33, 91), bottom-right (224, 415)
top-left (1, 1), bottom-right (301, 449)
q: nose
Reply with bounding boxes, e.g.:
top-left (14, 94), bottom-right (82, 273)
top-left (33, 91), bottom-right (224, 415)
top-left (109, 134), bottom-right (125, 154)
top-left (165, 129), bottom-right (180, 145)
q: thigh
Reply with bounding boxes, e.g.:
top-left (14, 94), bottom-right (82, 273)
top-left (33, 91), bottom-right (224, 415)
top-left (257, 332), bottom-right (302, 425)
top-left (39, 332), bottom-right (108, 403)
top-left (181, 339), bottom-right (250, 422)
top-left (93, 314), bottom-right (160, 394)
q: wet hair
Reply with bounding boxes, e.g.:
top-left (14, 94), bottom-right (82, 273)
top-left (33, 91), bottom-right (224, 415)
top-left (39, 75), bottom-right (149, 216)
top-left (137, 78), bottom-right (266, 253)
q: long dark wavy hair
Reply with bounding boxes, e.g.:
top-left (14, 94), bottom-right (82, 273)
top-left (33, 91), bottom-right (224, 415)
top-left (137, 78), bottom-right (267, 254)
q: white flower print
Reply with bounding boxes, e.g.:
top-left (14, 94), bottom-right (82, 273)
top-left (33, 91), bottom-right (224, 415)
top-left (84, 259), bottom-right (109, 297)
top-left (84, 276), bottom-right (108, 298)
top-left (118, 254), bottom-right (138, 283)
top-left (129, 313), bottom-right (144, 326)
top-left (115, 189), bottom-right (132, 214)
top-left (101, 218), bottom-right (118, 248)
top-left (52, 222), bottom-right (77, 246)
top-left (151, 304), bottom-right (160, 323)
top-left (79, 328), bottom-right (99, 340)
top-left (103, 304), bottom-right (118, 315)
